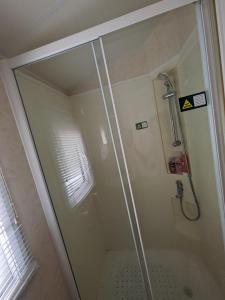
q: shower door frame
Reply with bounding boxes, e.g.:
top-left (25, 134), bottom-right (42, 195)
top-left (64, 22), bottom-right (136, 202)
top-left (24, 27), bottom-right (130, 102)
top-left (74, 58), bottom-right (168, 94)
top-left (1, 0), bottom-right (225, 299)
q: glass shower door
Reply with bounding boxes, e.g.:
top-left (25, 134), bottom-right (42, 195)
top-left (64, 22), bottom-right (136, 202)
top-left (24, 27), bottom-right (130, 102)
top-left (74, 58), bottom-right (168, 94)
top-left (13, 2), bottom-right (225, 299)
top-left (100, 2), bottom-right (225, 300)
top-left (14, 42), bottom-right (148, 299)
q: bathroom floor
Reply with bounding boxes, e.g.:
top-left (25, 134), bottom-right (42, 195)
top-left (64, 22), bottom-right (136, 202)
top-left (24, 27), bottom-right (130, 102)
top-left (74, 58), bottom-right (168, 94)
top-left (98, 250), bottom-right (223, 300)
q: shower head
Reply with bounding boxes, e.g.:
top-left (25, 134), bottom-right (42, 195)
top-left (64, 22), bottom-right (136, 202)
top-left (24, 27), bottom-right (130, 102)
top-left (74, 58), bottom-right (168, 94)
top-left (157, 72), bottom-right (175, 92)
top-left (158, 72), bottom-right (181, 148)
top-left (157, 72), bottom-right (170, 81)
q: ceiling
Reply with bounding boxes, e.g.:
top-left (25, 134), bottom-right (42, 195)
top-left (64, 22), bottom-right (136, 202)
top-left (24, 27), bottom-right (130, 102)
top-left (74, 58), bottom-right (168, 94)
top-left (18, 16), bottom-right (159, 94)
top-left (0, 0), bottom-right (160, 58)
top-left (15, 4), bottom-right (195, 95)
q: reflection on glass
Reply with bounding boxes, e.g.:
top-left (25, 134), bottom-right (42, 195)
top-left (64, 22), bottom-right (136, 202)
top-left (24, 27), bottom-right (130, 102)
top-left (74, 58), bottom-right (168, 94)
top-left (14, 43), bottom-right (145, 299)
top-left (102, 3), bottom-right (225, 299)
top-left (53, 120), bottom-right (94, 208)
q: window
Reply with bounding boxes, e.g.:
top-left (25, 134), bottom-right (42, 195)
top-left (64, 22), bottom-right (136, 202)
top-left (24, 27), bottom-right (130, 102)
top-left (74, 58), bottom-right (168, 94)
top-left (54, 122), bottom-right (94, 207)
top-left (0, 170), bottom-right (37, 300)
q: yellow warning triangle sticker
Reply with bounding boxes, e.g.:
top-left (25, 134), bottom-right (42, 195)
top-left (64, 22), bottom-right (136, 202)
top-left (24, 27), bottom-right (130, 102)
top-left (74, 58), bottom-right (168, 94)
top-left (183, 99), bottom-right (193, 109)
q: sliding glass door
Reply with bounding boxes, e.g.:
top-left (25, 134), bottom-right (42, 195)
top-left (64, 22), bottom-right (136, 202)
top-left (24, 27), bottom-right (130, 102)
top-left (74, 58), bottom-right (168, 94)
top-left (14, 42), bottom-right (149, 299)
top-left (100, 2), bottom-right (225, 299)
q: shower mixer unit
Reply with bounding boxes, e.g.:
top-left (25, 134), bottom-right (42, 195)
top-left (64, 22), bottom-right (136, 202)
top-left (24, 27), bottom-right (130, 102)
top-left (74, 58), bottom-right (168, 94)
top-left (158, 72), bottom-right (201, 221)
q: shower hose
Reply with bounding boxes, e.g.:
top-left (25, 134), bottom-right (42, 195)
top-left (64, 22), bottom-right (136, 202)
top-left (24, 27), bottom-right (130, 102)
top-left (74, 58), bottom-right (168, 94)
top-left (174, 93), bottom-right (201, 222)
top-left (177, 174), bottom-right (201, 221)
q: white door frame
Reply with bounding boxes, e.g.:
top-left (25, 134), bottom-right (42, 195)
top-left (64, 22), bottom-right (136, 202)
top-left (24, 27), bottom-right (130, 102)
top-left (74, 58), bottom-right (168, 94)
top-left (1, 0), bottom-right (225, 299)
top-left (215, 0), bottom-right (225, 94)
top-left (200, 0), bottom-right (225, 243)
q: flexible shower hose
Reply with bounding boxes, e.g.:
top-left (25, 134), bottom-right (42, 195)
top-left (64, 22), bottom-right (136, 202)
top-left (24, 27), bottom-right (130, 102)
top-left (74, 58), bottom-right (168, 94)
top-left (179, 174), bottom-right (201, 221)
top-left (174, 93), bottom-right (201, 221)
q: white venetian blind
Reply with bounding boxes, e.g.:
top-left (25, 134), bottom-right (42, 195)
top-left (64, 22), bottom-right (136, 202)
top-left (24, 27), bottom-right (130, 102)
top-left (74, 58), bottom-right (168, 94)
top-left (0, 170), bottom-right (37, 300)
top-left (53, 118), bottom-right (93, 207)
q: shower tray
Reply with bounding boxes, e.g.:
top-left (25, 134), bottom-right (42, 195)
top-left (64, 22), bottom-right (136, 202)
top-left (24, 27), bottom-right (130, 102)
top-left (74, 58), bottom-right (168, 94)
top-left (97, 250), bottom-right (223, 300)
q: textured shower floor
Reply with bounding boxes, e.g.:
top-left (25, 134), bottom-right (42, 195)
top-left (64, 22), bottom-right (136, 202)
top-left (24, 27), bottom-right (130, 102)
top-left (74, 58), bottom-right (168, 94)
top-left (97, 250), bottom-right (223, 300)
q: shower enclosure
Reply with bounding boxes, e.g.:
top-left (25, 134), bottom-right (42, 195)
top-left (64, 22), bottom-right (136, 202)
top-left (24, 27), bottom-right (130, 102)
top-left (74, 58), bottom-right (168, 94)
top-left (1, 0), bottom-right (225, 299)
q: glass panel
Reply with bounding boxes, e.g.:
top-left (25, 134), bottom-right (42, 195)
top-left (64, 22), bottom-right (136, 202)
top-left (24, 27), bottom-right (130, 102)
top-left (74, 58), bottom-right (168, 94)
top-left (14, 43), bottom-right (146, 299)
top-left (92, 39), bottom-right (153, 298)
top-left (102, 3), bottom-right (225, 299)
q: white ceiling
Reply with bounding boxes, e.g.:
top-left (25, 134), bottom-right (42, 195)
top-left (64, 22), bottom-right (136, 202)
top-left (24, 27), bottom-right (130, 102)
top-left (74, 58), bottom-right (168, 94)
top-left (20, 16), bottom-right (159, 94)
top-left (0, 0), bottom-right (159, 58)
top-left (16, 4), bottom-right (194, 95)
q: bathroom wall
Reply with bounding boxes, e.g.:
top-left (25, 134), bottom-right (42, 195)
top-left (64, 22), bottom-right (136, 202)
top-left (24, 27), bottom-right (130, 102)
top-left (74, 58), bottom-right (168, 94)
top-left (0, 79), bottom-right (71, 300)
top-left (71, 74), bottom-right (202, 256)
top-left (176, 29), bottom-right (225, 289)
top-left (70, 24), bottom-right (225, 292)
top-left (16, 72), bottom-right (106, 300)
top-left (69, 4), bottom-right (201, 254)
top-left (112, 76), bottom-right (201, 251)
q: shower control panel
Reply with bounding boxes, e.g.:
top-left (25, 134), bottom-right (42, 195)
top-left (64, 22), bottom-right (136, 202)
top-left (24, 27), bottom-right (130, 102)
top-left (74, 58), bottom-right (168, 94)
top-left (168, 153), bottom-right (189, 175)
top-left (136, 121), bottom-right (148, 130)
top-left (179, 91), bottom-right (207, 112)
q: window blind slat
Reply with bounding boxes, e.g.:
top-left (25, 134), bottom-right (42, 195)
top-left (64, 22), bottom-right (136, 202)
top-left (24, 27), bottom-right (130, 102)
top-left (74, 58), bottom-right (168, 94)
top-left (1, 255), bottom-right (33, 299)
top-left (0, 169), bottom-right (36, 300)
top-left (0, 214), bottom-right (17, 230)
top-left (1, 251), bottom-right (32, 284)
top-left (52, 119), bottom-right (93, 207)
top-left (0, 235), bottom-right (29, 264)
